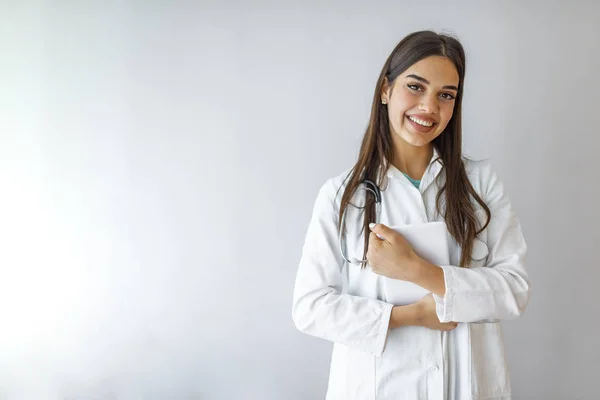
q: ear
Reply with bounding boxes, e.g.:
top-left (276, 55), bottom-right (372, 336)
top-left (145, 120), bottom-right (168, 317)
top-left (381, 77), bottom-right (390, 103)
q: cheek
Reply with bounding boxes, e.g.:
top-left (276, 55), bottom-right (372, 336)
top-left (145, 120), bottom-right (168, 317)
top-left (438, 105), bottom-right (455, 128)
top-left (389, 90), bottom-right (417, 125)
top-left (395, 89), bottom-right (417, 112)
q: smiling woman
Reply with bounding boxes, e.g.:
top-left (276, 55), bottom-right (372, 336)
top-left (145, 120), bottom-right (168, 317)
top-left (292, 30), bottom-right (530, 400)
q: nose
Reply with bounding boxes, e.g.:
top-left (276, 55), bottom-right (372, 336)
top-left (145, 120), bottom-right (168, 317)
top-left (419, 93), bottom-right (439, 114)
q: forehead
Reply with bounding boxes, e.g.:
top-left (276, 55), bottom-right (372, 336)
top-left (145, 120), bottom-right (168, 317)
top-left (400, 56), bottom-right (459, 87)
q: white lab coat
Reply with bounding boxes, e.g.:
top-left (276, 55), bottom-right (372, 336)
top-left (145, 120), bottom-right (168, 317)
top-left (292, 150), bottom-right (530, 400)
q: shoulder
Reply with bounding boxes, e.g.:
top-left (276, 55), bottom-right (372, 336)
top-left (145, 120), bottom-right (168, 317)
top-left (316, 168), bottom-right (353, 204)
top-left (463, 156), bottom-right (507, 203)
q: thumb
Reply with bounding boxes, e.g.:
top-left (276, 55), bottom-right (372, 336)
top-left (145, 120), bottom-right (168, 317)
top-left (369, 223), bottom-right (394, 242)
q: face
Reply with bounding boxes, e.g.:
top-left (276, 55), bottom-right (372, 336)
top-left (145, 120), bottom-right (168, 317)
top-left (381, 56), bottom-right (460, 148)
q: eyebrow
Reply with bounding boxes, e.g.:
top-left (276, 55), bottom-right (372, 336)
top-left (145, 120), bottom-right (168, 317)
top-left (405, 74), bottom-right (458, 91)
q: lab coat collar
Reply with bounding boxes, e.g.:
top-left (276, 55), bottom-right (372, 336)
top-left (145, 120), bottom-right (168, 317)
top-left (385, 147), bottom-right (443, 193)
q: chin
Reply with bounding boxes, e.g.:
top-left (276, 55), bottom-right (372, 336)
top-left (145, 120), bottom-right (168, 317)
top-left (398, 130), bottom-right (435, 147)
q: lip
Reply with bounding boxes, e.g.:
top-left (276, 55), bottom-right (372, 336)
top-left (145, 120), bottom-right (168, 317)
top-left (406, 113), bottom-right (437, 123)
top-left (405, 114), bottom-right (437, 133)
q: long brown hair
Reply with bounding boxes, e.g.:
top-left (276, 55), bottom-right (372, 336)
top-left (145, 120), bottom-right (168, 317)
top-left (338, 30), bottom-right (490, 268)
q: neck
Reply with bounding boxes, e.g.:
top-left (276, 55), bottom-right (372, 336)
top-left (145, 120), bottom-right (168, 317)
top-left (391, 139), bottom-right (433, 181)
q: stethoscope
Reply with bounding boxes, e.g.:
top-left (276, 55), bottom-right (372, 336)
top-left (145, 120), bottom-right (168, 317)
top-left (338, 179), bottom-right (382, 265)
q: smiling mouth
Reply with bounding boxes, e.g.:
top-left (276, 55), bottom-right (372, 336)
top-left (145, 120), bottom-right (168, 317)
top-left (407, 115), bottom-right (434, 127)
top-left (405, 115), bottom-right (437, 134)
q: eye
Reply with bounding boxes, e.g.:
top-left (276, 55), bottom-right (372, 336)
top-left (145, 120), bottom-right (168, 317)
top-left (439, 92), bottom-right (456, 100)
top-left (407, 83), bottom-right (423, 91)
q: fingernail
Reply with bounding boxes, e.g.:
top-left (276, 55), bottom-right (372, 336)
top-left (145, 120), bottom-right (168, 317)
top-left (369, 223), bottom-right (376, 229)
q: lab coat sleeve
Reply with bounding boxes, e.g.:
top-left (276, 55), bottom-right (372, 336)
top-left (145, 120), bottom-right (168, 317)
top-left (292, 178), bottom-right (394, 357)
top-left (433, 164), bottom-right (531, 323)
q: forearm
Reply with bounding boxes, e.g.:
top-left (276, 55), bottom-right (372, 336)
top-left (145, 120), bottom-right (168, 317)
top-left (409, 256), bottom-right (446, 297)
top-left (293, 287), bottom-right (394, 355)
top-left (389, 303), bottom-right (420, 329)
top-left (432, 264), bottom-right (530, 322)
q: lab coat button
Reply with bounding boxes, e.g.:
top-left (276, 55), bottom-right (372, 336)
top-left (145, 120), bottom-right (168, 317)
top-left (431, 365), bottom-right (439, 372)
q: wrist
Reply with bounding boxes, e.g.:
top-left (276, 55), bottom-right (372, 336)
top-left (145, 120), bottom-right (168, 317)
top-left (390, 303), bottom-right (420, 329)
top-left (410, 257), bottom-right (447, 297)
top-left (406, 253), bottom-right (427, 282)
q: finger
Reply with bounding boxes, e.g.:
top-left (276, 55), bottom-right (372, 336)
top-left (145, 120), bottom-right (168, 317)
top-left (368, 223), bottom-right (394, 242)
top-left (369, 230), bottom-right (383, 244)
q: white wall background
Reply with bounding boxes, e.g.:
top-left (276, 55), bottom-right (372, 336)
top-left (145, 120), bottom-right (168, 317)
top-left (1, 1), bottom-right (599, 399)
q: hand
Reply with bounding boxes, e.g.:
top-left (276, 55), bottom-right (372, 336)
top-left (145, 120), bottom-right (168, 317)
top-left (366, 223), bottom-right (420, 281)
top-left (413, 293), bottom-right (457, 331)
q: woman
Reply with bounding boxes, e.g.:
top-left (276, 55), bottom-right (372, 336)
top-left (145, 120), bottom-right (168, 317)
top-left (292, 31), bottom-right (530, 400)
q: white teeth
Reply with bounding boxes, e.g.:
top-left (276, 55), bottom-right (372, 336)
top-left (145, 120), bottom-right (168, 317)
top-left (408, 116), bottom-right (433, 127)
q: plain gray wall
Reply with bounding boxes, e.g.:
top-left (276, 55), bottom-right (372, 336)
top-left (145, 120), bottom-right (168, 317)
top-left (1, 1), bottom-right (599, 399)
